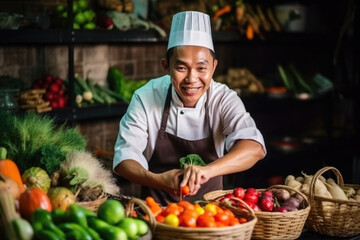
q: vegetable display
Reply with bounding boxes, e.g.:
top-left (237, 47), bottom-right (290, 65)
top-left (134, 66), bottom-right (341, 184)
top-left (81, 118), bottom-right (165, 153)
top-left (107, 66), bottom-right (147, 103)
top-left (0, 110), bottom-right (87, 173)
top-left (19, 187), bottom-right (53, 220)
top-left (216, 187), bottom-right (306, 212)
top-left (145, 196), bottom-right (248, 228)
top-left (284, 172), bottom-right (360, 202)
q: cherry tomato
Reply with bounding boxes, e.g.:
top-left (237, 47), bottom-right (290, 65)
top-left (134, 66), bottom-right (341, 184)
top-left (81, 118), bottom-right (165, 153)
top-left (197, 214), bottom-right (216, 228)
top-left (204, 203), bottom-right (217, 215)
top-left (164, 214), bottom-right (179, 227)
top-left (181, 185), bottom-right (190, 196)
top-left (214, 211), bottom-right (230, 225)
top-left (179, 212), bottom-right (197, 228)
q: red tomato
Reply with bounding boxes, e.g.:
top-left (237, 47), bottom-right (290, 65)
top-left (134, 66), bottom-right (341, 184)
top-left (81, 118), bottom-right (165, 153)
top-left (181, 185), bottom-right (190, 196)
top-left (214, 211), bottom-right (230, 226)
top-left (179, 213), bottom-right (197, 228)
top-left (19, 188), bottom-right (52, 220)
top-left (233, 187), bottom-right (245, 199)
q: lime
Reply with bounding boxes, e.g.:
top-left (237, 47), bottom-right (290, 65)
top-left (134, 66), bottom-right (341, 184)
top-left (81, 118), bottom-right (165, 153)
top-left (73, 22), bottom-right (81, 29)
top-left (83, 10), bottom-right (95, 22)
top-left (97, 199), bottom-right (125, 225)
top-left (83, 22), bottom-right (96, 30)
top-left (134, 218), bottom-right (148, 236)
top-left (117, 217), bottom-right (138, 239)
top-left (56, 5), bottom-right (66, 14)
top-left (111, 227), bottom-right (128, 240)
top-left (74, 12), bottom-right (86, 25)
top-left (72, 2), bottom-right (79, 13)
top-left (78, 0), bottom-right (88, 11)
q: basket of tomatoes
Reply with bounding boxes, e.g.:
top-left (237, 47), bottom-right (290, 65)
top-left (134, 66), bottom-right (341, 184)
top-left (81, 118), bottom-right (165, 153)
top-left (203, 185), bottom-right (310, 240)
top-left (125, 196), bottom-right (257, 240)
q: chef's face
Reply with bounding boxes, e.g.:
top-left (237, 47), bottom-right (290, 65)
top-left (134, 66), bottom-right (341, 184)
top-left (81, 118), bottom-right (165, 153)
top-left (162, 46), bottom-right (218, 107)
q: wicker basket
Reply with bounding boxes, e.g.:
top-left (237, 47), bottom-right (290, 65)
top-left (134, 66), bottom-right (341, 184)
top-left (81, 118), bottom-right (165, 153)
top-left (126, 197), bottom-right (257, 240)
top-left (305, 166), bottom-right (360, 237)
top-left (77, 195), bottom-right (108, 212)
top-left (204, 185), bottom-right (310, 240)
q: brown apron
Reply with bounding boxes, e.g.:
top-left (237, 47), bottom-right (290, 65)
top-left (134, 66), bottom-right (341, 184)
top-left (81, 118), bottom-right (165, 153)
top-left (142, 84), bottom-right (223, 206)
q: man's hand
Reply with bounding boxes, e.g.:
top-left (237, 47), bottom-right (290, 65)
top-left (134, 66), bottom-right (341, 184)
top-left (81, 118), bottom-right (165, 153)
top-left (180, 165), bottom-right (210, 195)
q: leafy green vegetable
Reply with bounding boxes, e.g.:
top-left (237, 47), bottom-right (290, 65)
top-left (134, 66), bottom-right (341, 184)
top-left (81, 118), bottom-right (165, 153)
top-left (179, 154), bottom-right (206, 169)
top-left (106, 67), bottom-right (147, 102)
top-left (0, 110), bottom-right (87, 173)
top-left (32, 145), bottom-right (66, 176)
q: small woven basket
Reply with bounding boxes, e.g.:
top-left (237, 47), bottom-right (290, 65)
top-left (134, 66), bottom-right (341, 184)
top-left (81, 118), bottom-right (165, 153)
top-left (77, 195), bottom-right (108, 212)
top-left (126, 197), bottom-right (257, 240)
top-left (305, 166), bottom-right (360, 237)
top-left (204, 184), bottom-right (310, 240)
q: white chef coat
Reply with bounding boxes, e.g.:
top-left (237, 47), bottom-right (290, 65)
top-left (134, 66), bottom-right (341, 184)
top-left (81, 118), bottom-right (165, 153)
top-left (113, 75), bottom-right (266, 170)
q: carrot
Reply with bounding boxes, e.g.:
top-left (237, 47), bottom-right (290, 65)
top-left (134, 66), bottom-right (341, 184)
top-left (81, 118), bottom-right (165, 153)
top-left (246, 24), bottom-right (254, 40)
top-left (212, 5), bottom-right (231, 21)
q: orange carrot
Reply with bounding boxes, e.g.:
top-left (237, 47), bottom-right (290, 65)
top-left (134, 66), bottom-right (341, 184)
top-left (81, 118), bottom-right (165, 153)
top-left (212, 5), bottom-right (231, 21)
top-left (246, 25), bottom-right (254, 40)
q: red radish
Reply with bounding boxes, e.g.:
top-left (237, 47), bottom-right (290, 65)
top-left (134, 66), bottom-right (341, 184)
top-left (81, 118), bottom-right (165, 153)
top-left (274, 206), bottom-right (288, 212)
top-left (58, 88), bottom-right (65, 96)
top-left (54, 77), bottom-right (63, 86)
top-left (49, 83), bottom-right (60, 93)
top-left (44, 92), bottom-right (56, 101)
top-left (233, 187), bottom-right (245, 199)
top-left (58, 97), bottom-right (67, 108)
top-left (44, 74), bottom-right (53, 83)
top-left (50, 101), bottom-right (59, 109)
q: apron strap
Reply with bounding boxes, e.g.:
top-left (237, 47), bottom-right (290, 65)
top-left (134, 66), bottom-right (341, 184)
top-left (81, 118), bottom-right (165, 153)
top-left (159, 85), bottom-right (172, 132)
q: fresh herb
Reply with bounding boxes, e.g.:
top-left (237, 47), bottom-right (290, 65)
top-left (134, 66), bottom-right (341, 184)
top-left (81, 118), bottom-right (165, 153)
top-left (32, 144), bottom-right (66, 176)
top-left (0, 110), bottom-right (87, 173)
top-left (179, 154), bottom-right (206, 169)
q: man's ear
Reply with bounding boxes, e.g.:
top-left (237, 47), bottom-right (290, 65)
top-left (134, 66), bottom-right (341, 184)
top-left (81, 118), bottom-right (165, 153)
top-left (161, 58), bottom-right (168, 70)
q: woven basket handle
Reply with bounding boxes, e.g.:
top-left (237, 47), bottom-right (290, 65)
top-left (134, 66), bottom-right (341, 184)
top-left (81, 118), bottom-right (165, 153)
top-left (125, 197), bottom-right (157, 231)
top-left (308, 166), bottom-right (344, 201)
top-left (215, 195), bottom-right (256, 217)
top-left (266, 184), bottom-right (309, 204)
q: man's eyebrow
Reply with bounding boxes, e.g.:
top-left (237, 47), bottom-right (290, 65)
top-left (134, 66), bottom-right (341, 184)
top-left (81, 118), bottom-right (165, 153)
top-left (174, 59), bottom-right (209, 65)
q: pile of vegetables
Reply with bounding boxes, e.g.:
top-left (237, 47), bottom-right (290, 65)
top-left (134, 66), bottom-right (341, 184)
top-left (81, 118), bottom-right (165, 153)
top-left (284, 172), bottom-right (360, 201)
top-left (107, 66), bottom-right (147, 103)
top-left (74, 74), bottom-right (124, 107)
top-left (0, 110), bottom-right (86, 174)
top-left (145, 196), bottom-right (248, 228)
top-left (216, 187), bottom-right (306, 212)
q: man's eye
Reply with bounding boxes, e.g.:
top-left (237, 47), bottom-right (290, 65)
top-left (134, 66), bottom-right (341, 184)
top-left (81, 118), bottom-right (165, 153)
top-left (177, 66), bottom-right (186, 71)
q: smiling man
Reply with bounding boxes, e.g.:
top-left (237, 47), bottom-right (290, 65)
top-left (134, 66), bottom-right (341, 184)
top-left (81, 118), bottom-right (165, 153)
top-left (113, 11), bottom-right (266, 205)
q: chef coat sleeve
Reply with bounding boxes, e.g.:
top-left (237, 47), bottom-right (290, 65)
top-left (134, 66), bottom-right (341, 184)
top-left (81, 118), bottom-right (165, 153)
top-left (113, 93), bottom-right (150, 170)
top-left (221, 90), bottom-right (266, 156)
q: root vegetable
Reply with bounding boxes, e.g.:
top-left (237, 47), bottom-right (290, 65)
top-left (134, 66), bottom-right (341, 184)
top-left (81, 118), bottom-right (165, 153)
top-left (302, 172), bottom-right (332, 198)
top-left (295, 176), bottom-right (304, 183)
top-left (273, 188), bottom-right (290, 202)
top-left (323, 181), bottom-right (348, 200)
top-left (300, 183), bottom-right (310, 195)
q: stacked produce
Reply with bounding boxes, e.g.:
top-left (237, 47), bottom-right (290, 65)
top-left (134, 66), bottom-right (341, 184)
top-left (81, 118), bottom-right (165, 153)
top-left (18, 89), bottom-right (51, 113)
top-left (215, 68), bottom-right (265, 95)
top-left (30, 74), bottom-right (68, 110)
top-left (74, 74), bottom-right (123, 107)
top-left (53, 0), bottom-right (96, 29)
top-left (284, 172), bottom-right (360, 201)
top-left (0, 187), bottom-right (149, 240)
top-left (213, 186), bottom-right (306, 213)
top-left (106, 67), bottom-right (147, 103)
top-left (145, 196), bottom-right (249, 228)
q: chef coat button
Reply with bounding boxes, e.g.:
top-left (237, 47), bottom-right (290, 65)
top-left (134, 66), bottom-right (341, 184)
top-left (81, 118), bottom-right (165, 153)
top-left (180, 110), bottom-right (184, 114)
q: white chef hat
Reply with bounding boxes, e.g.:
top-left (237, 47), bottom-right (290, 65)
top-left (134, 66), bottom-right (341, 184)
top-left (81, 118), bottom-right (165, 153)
top-left (167, 11), bottom-right (214, 52)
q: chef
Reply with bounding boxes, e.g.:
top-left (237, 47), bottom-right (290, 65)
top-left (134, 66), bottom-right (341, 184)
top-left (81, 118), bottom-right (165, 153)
top-left (113, 11), bottom-right (266, 205)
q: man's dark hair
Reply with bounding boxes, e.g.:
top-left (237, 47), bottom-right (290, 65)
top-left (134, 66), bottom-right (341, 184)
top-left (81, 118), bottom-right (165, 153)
top-left (166, 47), bottom-right (216, 64)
